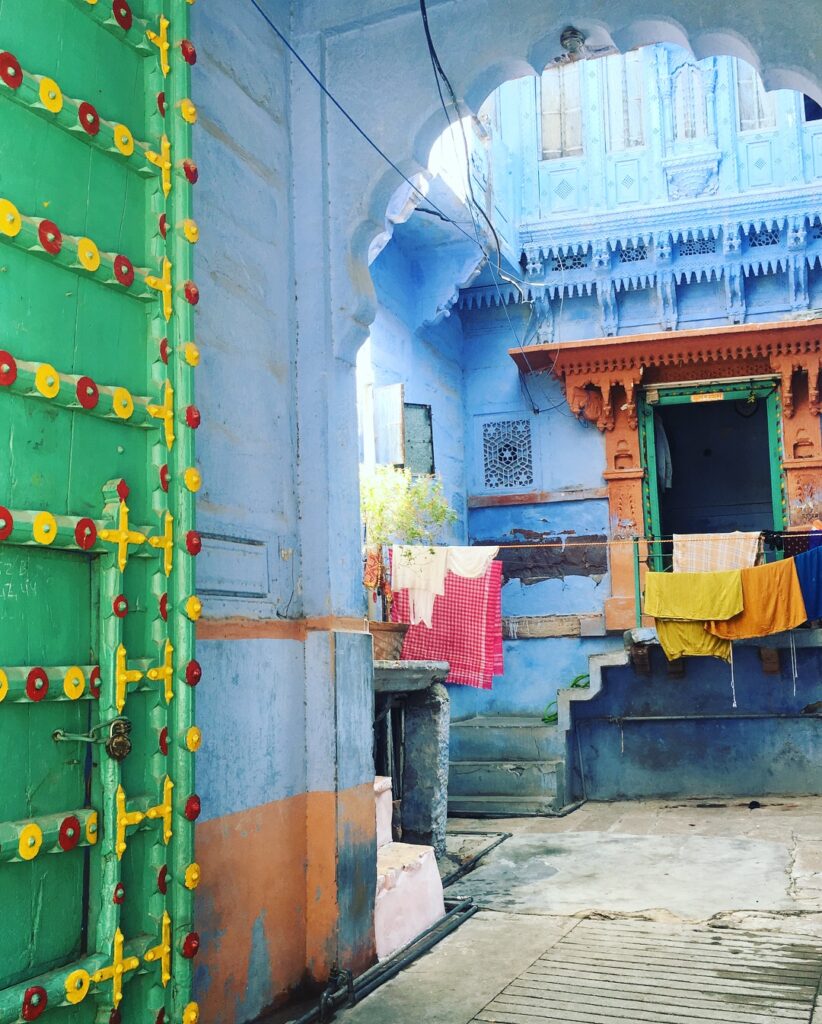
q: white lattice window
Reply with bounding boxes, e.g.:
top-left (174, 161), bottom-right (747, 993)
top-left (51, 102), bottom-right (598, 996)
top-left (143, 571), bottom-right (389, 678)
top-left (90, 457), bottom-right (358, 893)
top-left (604, 50), bottom-right (644, 151)
top-left (679, 237), bottom-right (717, 256)
top-left (748, 226), bottom-right (780, 247)
top-left (482, 420), bottom-right (533, 489)
top-left (736, 60), bottom-right (776, 131)
top-left (551, 251), bottom-right (589, 271)
top-left (540, 63), bottom-right (583, 160)
top-left (673, 64), bottom-right (708, 141)
top-left (618, 243), bottom-right (648, 263)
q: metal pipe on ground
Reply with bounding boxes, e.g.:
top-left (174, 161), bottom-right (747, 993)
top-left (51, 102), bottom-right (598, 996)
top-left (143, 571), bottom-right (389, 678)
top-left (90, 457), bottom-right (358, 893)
top-left (440, 832), bottom-right (512, 887)
top-left (287, 900), bottom-right (479, 1024)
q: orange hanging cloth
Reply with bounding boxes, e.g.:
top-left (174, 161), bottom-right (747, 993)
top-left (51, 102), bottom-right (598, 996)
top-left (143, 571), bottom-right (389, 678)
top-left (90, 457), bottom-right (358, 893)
top-left (707, 558), bottom-right (808, 640)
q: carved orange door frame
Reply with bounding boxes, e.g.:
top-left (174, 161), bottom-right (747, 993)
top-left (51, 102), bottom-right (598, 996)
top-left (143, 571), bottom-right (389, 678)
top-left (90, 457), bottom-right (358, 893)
top-left (510, 319), bottom-right (822, 630)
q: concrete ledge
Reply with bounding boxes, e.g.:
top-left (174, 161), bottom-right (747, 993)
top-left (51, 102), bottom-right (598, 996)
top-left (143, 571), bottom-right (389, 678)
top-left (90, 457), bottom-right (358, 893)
top-left (557, 649), bottom-right (630, 738)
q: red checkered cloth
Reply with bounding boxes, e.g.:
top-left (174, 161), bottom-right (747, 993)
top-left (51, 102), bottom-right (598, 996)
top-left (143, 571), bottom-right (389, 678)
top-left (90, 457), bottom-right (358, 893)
top-left (391, 561), bottom-right (504, 689)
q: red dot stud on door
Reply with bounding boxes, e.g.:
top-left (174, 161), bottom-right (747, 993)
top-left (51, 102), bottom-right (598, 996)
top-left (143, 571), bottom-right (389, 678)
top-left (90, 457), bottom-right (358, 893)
top-left (0, 352), bottom-right (17, 387)
top-left (0, 506), bottom-right (13, 541)
top-left (38, 220), bottom-right (62, 254)
top-left (26, 668), bottom-right (49, 701)
top-left (22, 987), bottom-right (47, 1021)
top-left (78, 101), bottom-right (100, 135)
top-left (58, 815), bottom-right (82, 851)
top-left (76, 376), bottom-right (99, 410)
top-left (113, 255), bottom-right (135, 287)
top-left (0, 52), bottom-right (22, 90)
top-left (112, 0), bottom-right (133, 31)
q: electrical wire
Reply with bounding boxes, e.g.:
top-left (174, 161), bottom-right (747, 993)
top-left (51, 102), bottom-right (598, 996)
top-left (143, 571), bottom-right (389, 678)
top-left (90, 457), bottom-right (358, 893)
top-left (418, 0), bottom-right (525, 299)
top-left (249, 0), bottom-right (574, 417)
top-left (417, 0), bottom-right (565, 416)
top-left (247, 0), bottom-right (502, 259)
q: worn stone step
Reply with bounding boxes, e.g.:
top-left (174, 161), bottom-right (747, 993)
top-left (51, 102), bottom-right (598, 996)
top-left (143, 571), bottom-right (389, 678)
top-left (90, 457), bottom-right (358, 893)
top-left (450, 715), bottom-right (565, 762)
top-left (447, 794), bottom-right (560, 817)
top-left (449, 759), bottom-right (562, 798)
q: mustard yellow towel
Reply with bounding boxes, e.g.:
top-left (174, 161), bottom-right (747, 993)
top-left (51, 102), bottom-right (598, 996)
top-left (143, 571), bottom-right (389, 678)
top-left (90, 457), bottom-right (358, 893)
top-left (655, 620), bottom-right (732, 663)
top-left (707, 559), bottom-right (807, 639)
top-left (644, 570), bottom-right (743, 621)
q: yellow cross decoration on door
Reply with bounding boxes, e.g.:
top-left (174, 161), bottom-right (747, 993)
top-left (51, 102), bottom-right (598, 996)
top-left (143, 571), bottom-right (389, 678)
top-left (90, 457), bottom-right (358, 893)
top-left (99, 501), bottom-right (147, 573)
top-left (92, 928), bottom-right (140, 1008)
top-left (144, 910), bottom-right (172, 986)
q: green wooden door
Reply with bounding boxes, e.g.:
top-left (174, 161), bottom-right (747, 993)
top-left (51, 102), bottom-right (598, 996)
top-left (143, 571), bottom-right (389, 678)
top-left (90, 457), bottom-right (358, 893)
top-left (639, 379), bottom-right (786, 570)
top-left (0, 3), bottom-right (200, 1022)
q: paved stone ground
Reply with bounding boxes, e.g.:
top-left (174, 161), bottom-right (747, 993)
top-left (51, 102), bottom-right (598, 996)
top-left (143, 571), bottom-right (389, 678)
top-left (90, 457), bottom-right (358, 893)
top-left (335, 798), bottom-right (822, 1024)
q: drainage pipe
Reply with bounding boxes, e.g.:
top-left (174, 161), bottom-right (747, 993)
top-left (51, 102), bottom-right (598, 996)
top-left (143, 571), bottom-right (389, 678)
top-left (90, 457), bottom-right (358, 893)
top-left (288, 900), bottom-right (478, 1024)
top-left (440, 832), bottom-right (512, 887)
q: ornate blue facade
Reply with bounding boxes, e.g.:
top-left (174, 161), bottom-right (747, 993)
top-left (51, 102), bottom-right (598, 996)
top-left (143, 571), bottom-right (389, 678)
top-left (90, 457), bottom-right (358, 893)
top-left (458, 44), bottom-right (822, 335)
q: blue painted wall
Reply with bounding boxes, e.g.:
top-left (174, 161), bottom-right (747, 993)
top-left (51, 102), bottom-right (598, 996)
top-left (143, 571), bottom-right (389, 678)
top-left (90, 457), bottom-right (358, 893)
top-left (569, 644), bottom-right (822, 799)
top-left (360, 223), bottom-right (471, 540)
top-left (194, 0), bottom-right (302, 622)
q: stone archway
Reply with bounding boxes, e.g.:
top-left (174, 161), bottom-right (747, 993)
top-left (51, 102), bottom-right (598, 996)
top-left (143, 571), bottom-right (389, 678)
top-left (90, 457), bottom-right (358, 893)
top-left (290, 1), bottom-right (822, 621)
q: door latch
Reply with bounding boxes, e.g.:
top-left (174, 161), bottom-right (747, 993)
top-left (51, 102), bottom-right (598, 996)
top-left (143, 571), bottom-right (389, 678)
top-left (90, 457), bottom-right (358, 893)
top-left (53, 717), bottom-right (133, 762)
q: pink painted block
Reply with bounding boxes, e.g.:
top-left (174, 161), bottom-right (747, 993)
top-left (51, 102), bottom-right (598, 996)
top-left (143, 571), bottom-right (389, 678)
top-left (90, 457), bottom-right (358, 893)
top-left (374, 776), bottom-right (393, 849)
top-left (375, 842), bottom-right (445, 960)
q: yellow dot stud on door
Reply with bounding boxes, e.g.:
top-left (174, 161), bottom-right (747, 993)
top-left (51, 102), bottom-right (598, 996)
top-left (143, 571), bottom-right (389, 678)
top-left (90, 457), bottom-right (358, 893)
top-left (113, 124), bottom-right (134, 157)
top-left (18, 823), bottom-right (43, 861)
top-left (185, 595), bottom-right (202, 621)
top-left (0, 669), bottom-right (8, 702)
top-left (63, 666), bottom-right (86, 700)
top-left (183, 467), bottom-right (201, 492)
top-left (77, 237), bottom-right (101, 272)
top-left (180, 99), bottom-right (197, 124)
top-left (185, 726), bottom-right (202, 751)
top-left (33, 511), bottom-right (58, 545)
top-left (64, 969), bottom-right (91, 1005)
top-left (39, 77), bottom-right (63, 113)
top-left (0, 198), bottom-right (21, 237)
top-left (112, 387), bottom-right (134, 419)
top-left (183, 219), bottom-right (199, 243)
top-left (35, 362), bottom-right (60, 398)
top-left (184, 862), bottom-right (201, 890)
top-left (183, 343), bottom-right (200, 367)
top-left (183, 1003), bottom-right (200, 1024)
top-left (85, 811), bottom-right (99, 845)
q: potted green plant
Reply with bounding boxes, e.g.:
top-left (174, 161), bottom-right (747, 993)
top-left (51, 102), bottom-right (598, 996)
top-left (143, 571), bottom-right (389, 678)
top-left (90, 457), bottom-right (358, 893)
top-left (360, 465), bottom-right (458, 659)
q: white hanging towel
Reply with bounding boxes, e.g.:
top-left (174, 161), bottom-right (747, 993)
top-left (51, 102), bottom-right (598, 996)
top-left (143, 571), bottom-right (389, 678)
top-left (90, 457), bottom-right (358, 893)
top-left (392, 546), bottom-right (449, 627)
top-left (446, 546), bottom-right (500, 579)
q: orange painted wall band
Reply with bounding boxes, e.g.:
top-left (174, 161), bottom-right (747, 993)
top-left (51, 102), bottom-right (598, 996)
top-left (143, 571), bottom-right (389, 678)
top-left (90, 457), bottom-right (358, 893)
top-left (197, 615), bottom-right (368, 641)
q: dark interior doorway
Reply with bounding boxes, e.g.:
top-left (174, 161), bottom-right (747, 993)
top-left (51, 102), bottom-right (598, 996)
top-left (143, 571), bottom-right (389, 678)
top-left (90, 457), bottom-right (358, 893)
top-left (657, 397), bottom-right (774, 535)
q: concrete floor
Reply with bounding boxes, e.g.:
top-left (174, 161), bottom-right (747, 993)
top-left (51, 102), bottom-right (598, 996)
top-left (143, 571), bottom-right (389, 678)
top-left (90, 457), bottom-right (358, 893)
top-left (336, 798), bottom-right (822, 1024)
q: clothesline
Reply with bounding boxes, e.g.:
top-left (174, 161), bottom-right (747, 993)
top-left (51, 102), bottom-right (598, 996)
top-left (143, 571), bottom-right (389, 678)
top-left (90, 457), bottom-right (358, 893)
top-left (493, 531), bottom-right (811, 551)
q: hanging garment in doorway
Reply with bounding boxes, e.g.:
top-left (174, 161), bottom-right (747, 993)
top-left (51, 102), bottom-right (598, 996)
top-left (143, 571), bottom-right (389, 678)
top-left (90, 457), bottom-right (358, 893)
top-left (654, 413), bottom-right (673, 491)
top-left (672, 531), bottom-right (762, 573)
top-left (706, 559), bottom-right (807, 640)
top-left (644, 569), bottom-right (744, 662)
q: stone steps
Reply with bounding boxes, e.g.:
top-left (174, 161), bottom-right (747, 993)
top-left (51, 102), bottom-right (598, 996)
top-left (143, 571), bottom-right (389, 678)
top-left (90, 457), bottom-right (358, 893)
top-left (448, 716), bottom-right (567, 816)
top-left (447, 794), bottom-right (561, 816)
top-left (449, 758), bottom-right (563, 797)
top-left (450, 715), bottom-right (565, 762)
